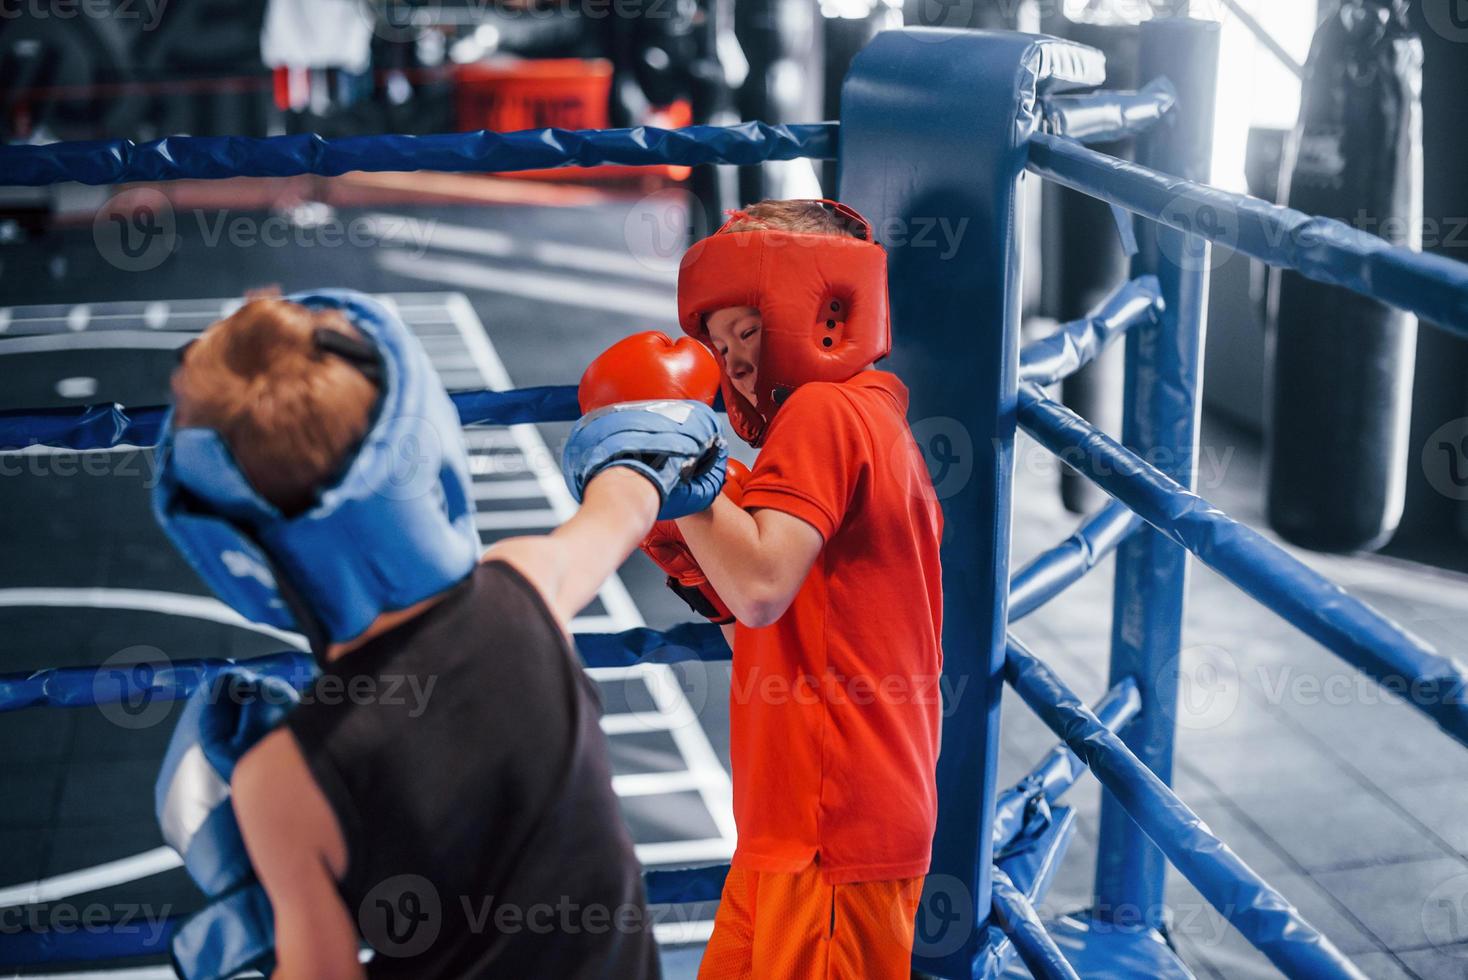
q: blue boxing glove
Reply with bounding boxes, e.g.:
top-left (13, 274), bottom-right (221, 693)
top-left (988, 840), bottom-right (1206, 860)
top-left (562, 399), bottom-right (727, 520)
top-left (155, 667), bottom-right (300, 980)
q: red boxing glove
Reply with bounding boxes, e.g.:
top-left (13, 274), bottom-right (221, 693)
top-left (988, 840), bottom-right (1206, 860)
top-left (578, 331), bottom-right (721, 413)
top-left (641, 459), bottom-right (749, 624)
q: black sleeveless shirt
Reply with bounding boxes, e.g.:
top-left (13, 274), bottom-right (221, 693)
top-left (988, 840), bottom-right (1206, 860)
top-left (287, 560), bottom-right (660, 979)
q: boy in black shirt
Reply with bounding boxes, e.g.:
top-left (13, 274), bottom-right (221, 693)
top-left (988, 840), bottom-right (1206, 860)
top-left (153, 291), bottom-right (725, 978)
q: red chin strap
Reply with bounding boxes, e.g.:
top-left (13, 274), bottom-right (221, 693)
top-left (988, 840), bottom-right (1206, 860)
top-left (676, 200), bottom-right (891, 446)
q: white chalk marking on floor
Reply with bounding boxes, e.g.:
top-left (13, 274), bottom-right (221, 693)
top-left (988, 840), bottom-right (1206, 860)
top-left (66, 305), bottom-right (90, 332)
top-left (0, 332), bottom-right (190, 354)
top-left (473, 508), bottom-right (561, 531)
top-left (532, 238), bottom-right (678, 287)
top-left (0, 846), bottom-right (181, 908)
top-left (601, 712), bottom-right (678, 735)
top-left (364, 213), bottom-right (677, 286)
top-left (11, 968), bottom-right (185, 980)
top-left (469, 454), bottom-right (542, 477)
top-left (637, 661), bottom-right (738, 843)
top-left (635, 838), bottom-right (735, 865)
top-left (379, 252), bottom-right (677, 322)
top-left (654, 918), bottom-right (718, 945)
top-left (568, 615), bottom-right (618, 633)
top-left (470, 478), bottom-right (545, 501)
top-left (613, 769), bottom-right (729, 798)
top-left (0, 588), bottom-right (307, 649)
top-left (460, 429), bottom-right (522, 451)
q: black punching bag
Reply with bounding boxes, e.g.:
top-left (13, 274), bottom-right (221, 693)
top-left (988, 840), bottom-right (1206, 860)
top-left (1266, 0), bottom-right (1423, 553)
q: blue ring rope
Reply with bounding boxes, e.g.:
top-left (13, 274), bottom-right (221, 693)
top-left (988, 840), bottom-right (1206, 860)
top-left (1027, 132), bottom-right (1468, 340)
top-left (1005, 635), bottom-right (1365, 980)
top-left (0, 623), bottom-right (730, 713)
top-left (0, 122), bottom-right (838, 187)
top-left (1017, 381), bottom-right (1468, 750)
top-left (0, 385), bottom-right (582, 453)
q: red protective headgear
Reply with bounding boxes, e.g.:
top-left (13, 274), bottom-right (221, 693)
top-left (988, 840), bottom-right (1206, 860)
top-left (677, 200), bottom-right (890, 446)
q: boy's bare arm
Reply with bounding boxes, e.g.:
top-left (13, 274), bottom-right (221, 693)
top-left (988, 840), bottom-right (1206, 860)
top-left (233, 732), bottom-right (363, 980)
top-left (676, 497), bottom-right (823, 628)
top-left (483, 468), bottom-right (659, 626)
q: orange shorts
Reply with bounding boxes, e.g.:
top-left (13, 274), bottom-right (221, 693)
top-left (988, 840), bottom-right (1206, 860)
top-left (697, 863), bottom-right (923, 980)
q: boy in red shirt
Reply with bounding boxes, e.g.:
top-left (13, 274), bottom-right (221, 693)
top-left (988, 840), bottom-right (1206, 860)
top-left (657, 200), bottom-right (945, 978)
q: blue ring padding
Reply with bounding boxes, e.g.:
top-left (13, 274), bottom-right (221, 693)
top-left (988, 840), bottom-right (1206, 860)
top-left (0, 402), bottom-right (165, 453)
top-left (643, 864), bottom-right (729, 906)
top-left (976, 805), bottom-right (1078, 980)
top-left (991, 676), bottom-right (1139, 854)
top-left (0, 914), bottom-right (182, 966)
top-left (0, 382), bottom-right (726, 452)
top-left (574, 622), bottom-right (729, 668)
top-left (0, 122), bottom-right (838, 187)
top-left (452, 385), bottom-right (580, 427)
top-left (1008, 501), bottom-right (1143, 622)
top-left (0, 863), bottom-right (732, 966)
top-left (0, 624), bottom-right (730, 713)
top-left (1018, 276), bottom-right (1162, 387)
top-left (0, 384), bottom-right (582, 453)
top-left (1017, 382), bottom-right (1468, 749)
top-left (1027, 132), bottom-right (1468, 341)
top-left (990, 867), bottom-right (1082, 980)
top-left (1004, 635), bottom-right (1367, 980)
top-left (0, 651), bottom-right (311, 712)
top-left (1040, 77), bottom-right (1177, 145)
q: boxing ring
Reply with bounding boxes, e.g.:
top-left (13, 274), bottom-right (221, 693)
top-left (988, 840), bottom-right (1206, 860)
top-left (5, 19), bottom-right (1468, 980)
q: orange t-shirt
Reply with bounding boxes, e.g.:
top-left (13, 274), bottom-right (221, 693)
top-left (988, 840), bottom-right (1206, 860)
top-left (732, 370), bottom-right (944, 885)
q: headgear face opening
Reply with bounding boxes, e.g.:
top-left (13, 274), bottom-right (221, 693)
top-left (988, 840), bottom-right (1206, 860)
top-left (676, 200), bottom-right (891, 446)
top-left (152, 290), bottom-right (480, 654)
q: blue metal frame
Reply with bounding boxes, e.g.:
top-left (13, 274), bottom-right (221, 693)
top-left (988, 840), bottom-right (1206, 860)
top-left (1093, 17), bottom-right (1220, 932)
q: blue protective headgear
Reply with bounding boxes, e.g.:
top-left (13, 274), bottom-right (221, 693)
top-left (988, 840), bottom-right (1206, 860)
top-left (152, 290), bottom-right (480, 653)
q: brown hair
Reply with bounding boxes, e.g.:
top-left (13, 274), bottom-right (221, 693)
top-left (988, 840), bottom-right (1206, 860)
top-left (720, 199), bottom-right (866, 238)
top-left (171, 298), bottom-right (379, 517)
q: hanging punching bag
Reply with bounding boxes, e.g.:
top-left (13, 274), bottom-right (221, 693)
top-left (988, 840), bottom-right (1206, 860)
top-left (1266, 0), bottom-right (1423, 553)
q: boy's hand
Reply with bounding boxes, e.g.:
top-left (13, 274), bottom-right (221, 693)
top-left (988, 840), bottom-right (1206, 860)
top-left (562, 400), bottom-right (727, 520)
top-left (641, 459), bottom-right (749, 623)
top-left (578, 330), bottom-right (721, 412)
